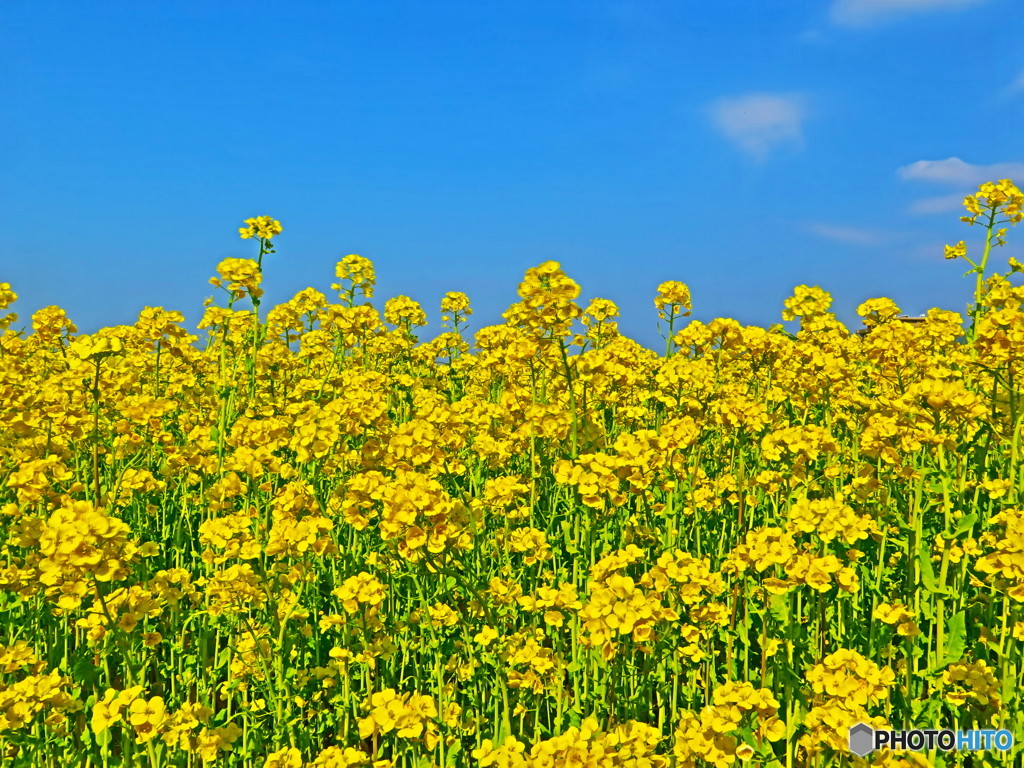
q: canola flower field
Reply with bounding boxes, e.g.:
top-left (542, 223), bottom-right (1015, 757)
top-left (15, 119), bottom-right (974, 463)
top-left (1, 182), bottom-right (1024, 768)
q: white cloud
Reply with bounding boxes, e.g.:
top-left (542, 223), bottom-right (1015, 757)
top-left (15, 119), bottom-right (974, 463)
top-left (898, 157), bottom-right (1024, 186)
top-left (799, 28), bottom-right (827, 44)
top-left (805, 223), bottom-right (881, 245)
top-left (708, 93), bottom-right (807, 161)
top-left (1004, 71), bottom-right (1024, 96)
top-left (898, 157), bottom-right (1024, 215)
top-left (908, 193), bottom-right (968, 214)
top-left (907, 242), bottom-right (952, 262)
top-left (830, 0), bottom-right (988, 28)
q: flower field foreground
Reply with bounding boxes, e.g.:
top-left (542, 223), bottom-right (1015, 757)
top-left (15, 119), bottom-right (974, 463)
top-left (1, 188), bottom-right (1024, 768)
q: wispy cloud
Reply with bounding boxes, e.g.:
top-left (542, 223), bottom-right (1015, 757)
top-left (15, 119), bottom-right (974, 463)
top-left (898, 157), bottom-right (1024, 214)
top-left (898, 157), bottom-right (1024, 186)
top-left (708, 93), bottom-right (807, 162)
top-left (798, 28), bottom-right (828, 44)
top-left (830, 0), bottom-right (988, 28)
top-left (907, 193), bottom-right (968, 214)
top-left (1003, 71), bottom-right (1024, 97)
top-left (907, 241), bottom-right (954, 263)
top-left (805, 223), bottom-right (882, 245)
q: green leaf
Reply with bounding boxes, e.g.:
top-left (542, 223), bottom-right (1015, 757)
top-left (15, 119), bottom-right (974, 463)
top-left (917, 538), bottom-right (949, 595)
top-left (919, 598), bottom-right (936, 622)
top-left (769, 593), bottom-right (788, 625)
top-left (216, 646), bottom-right (232, 669)
top-left (911, 697), bottom-right (926, 720)
top-left (561, 521), bottom-right (578, 554)
top-left (1002, 661), bottom-right (1018, 707)
top-left (951, 514), bottom-right (978, 538)
top-left (72, 658), bottom-right (102, 688)
top-left (737, 723), bottom-right (758, 747)
top-left (943, 611), bottom-right (966, 664)
top-left (929, 614), bottom-right (966, 671)
top-left (911, 697), bottom-right (942, 728)
top-left (79, 721), bottom-right (93, 748)
top-left (0, 592), bottom-right (22, 612)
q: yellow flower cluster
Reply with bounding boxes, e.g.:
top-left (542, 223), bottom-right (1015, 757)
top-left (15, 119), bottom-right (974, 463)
top-left (0, 645), bottom-right (79, 734)
top-left (5, 455), bottom-right (73, 505)
top-left (945, 240), bottom-right (968, 260)
top-left (798, 699), bottom-right (888, 760)
top-left (499, 526), bottom-right (552, 565)
top-left (785, 494), bottom-right (878, 545)
top-left (34, 501), bottom-right (143, 610)
top-left (263, 745), bottom-right (387, 768)
top-left (784, 552), bottom-right (859, 593)
top-left (941, 659), bottom-right (1001, 708)
top-left (806, 649), bottom-right (895, 707)
top-left (797, 649), bottom-right (899, 758)
top-left (872, 602), bottom-right (921, 637)
top-left (230, 624), bottom-right (271, 684)
top-left (339, 467), bottom-right (471, 559)
top-left (517, 582), bottom-right (582, 627)
top-left (265, 481), bottom-right (335, 559)
top-left (505, 260), bottom-right (582, 339)
top-left (199, 510), bottom-right (260, 563)
top-left (976, 508), bottom-right (1024, 600)
top-left (554, 452), bottom-right (626, 510)
top-left (383, 296), bottom-right (428, 329)
top-left (911, 377), bottom-right (988, 423)
top-left (74, 583), bottom-right (162, 641)
top-left (654, 281), bottom-right (692, 321)
top-left (333, 254), bottom-right (377, 301)
top-left (239, 215), bottom-right (284, 240)
top-left (0, 283), bottom-right (18, 331)
top-left (440, 291), bottom-right (473, 330)
top-left (640, 550), bottom-right (725, 605)
top-left (30, 304), bottom-right (78, 345)
top-left (201, 563), bottom-right (267, 617)
top-left (332, 572), bottom-right (387, 614)
top-left (722, 527), bottom-right (796, 576)
top-left (781, 284), bottom-right (832, 322)
top-left (155, 701), bottom-right (243, 761)
top-left (962, 179), bottom-right (1023, 225)
top-left (67, 332), bottom-right (125, 361)
top-left (857, 297), bottom-right (902, 327)
top-left (501, 628), bottom-right (563, 694)
top-left (579, 573), bottom-right (679, 653)
top-left (672, 682), bottom-right (785, 767)
top-left (760, 425), bottom-right (838, 463)
top-left (212, 257), bottom-right (264, 300)
top-left (474, 718), bottom-right (666, 768)
top-left (357, 689), bottom-right (439, 750)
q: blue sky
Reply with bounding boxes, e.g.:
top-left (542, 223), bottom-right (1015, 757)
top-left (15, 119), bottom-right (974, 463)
top-left (3, 0), bottom-right (1023, 347)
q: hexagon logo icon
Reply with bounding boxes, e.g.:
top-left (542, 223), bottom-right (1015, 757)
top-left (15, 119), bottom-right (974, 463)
top-left (848, 723), bottom-right (875, 756)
